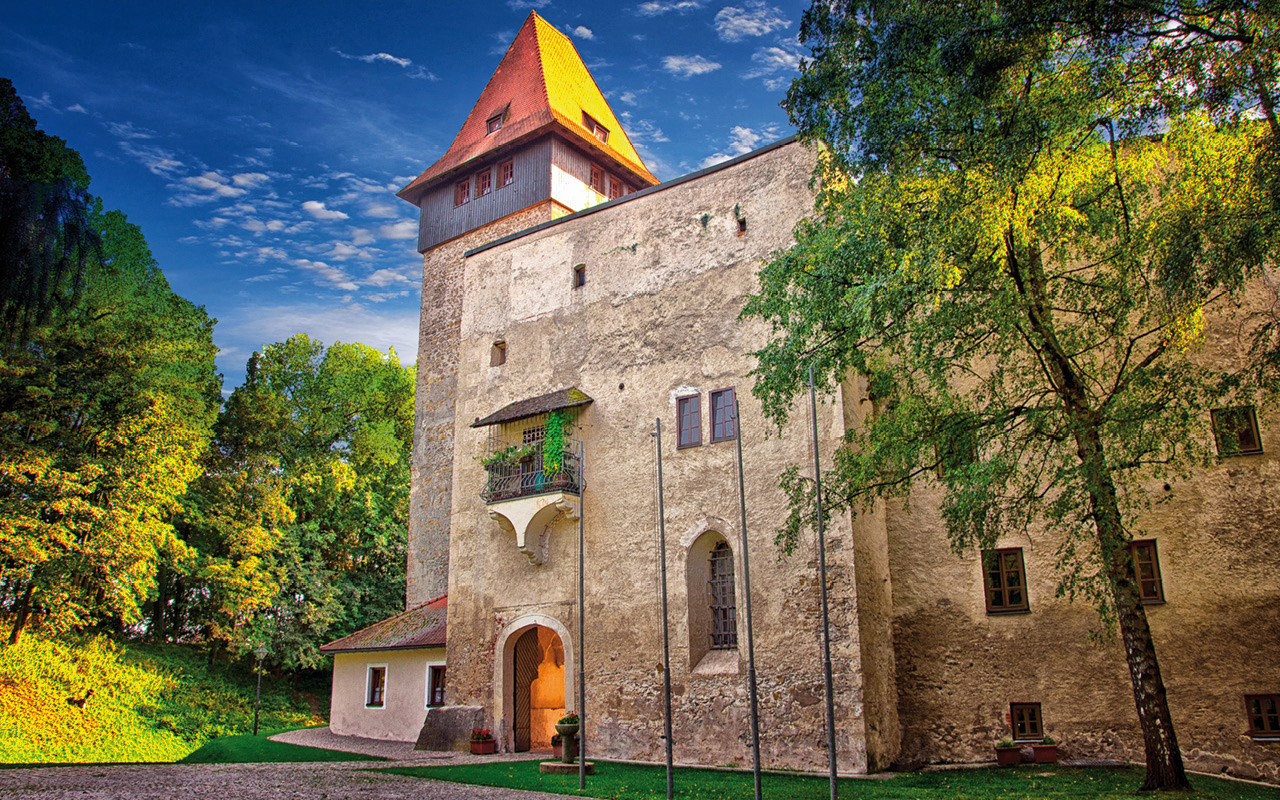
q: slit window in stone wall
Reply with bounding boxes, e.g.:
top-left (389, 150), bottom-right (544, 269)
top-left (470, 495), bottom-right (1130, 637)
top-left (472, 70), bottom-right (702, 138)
top-left (491, 341), bottom-right (506, 367)
top-left (1010, 702), bottom-right (1042, 741)
top-left (983, 548), bottom-right (1029, 613)
top-left (573, 264), bottom-right (586, 289)
top-left (1211, 406), bottom-right (1262, 456)
top-left (1130, 540), bottom-right (1164, 604)
top-left (677, 394), bottom-right (701, 449)
top-left (1246, 695), bottom-right (1280, 739)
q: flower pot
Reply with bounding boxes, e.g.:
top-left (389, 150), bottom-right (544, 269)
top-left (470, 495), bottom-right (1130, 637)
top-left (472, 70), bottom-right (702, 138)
top-left (1033, 744), bottom-right (1059, 763)
top-left (555, 723), bottom-right (580, 763)
top-left (995, 745), bottom-right (1022, 766)
top-left (471, 740), bottom-right (496, 755)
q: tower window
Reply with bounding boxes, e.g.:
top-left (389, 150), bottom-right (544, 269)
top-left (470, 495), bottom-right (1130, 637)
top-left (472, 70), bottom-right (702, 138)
top-left (584, 113), bottom-right (609, 143)
top-left (710, 388), bottom-right (737, 442)
top-left (1211, 406), bottom-right (1262, 456)
top-left (491, 341), bottom-right (506, 367)
top-left (486, 114), bottom-right (504, 135)
top-left (573, 264), bottom-right (586, 288)
top-left (590, 164), bottom-right (605, 194)
top-left (499, 160), bottom-right (514, 187)
top-left (1130, 540), bottom-right (1164, 604)
top-left (677, 394), bottom-right (701, 449)
top-left (737, 218), bottom-right (748, 236)
top-left (476, 169), bottom-right (492, 197)
top-left (982, 548), bottom-right (1029, 613)
top-left (454, 180), bottom-right (470, 206)
top-left (708, 542), bottom-right (737, 649)
top-left (608, 175), bottom-right (624, 199)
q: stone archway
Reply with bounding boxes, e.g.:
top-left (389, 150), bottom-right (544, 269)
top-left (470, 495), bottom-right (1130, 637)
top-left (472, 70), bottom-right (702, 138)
top-left (494, 614), bottom-right (575, 753)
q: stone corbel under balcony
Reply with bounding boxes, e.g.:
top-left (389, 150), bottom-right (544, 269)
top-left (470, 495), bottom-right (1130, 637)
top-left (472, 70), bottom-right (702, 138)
top-left (487, 493), bottom-right (580, 565)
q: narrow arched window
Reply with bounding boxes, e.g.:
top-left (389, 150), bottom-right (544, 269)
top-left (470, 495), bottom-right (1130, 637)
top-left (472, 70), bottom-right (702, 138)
top-left (708, 542), bottom-right (737, 649)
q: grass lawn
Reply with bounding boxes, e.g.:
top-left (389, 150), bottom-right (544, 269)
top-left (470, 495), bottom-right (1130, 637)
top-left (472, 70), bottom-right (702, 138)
top-left (178, 728), bottom-right (384, 764)
top-left (382, 760), bottom-right (1280, 800)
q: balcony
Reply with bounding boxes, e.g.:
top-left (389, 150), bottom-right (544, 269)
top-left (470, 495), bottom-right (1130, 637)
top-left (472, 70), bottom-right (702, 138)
top-left (482, 446), bottom-right (581, 504)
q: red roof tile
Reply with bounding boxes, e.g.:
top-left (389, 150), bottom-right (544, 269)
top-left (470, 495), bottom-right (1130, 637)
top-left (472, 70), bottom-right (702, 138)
top-left (398, 12), bottom-right (656, 203)
top-left (319, 594), bottom-right (446, 652)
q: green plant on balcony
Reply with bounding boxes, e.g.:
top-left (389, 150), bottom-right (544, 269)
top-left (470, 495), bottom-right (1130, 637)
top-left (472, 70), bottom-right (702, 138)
top-left (479, 443), bottom-right (537, 468)
top-left (543, 410), bottom-right (567, 475)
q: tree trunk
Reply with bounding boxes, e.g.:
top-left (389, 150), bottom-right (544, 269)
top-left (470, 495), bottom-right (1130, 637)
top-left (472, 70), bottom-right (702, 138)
top-left (1077, 426), bottom-right (1191, 790)
top-left (8, 583), bottom-right (33, 646)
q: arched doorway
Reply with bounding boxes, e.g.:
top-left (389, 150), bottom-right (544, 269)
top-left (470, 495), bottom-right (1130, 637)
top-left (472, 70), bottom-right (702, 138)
top-left (511, 626), bottom-right (565, 751)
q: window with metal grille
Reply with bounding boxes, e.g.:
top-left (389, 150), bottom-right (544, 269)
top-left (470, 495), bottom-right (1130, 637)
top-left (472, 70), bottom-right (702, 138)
top-left (1212, 406), bottom-right (1263, 456)
top-left (367, 665), bottom-right (386, 708)
top-left (428, 665), bottom-right (446, 707)
top-left (710, 388), bottom-right (736, 442)
top-left (708, 541), bottom-right (737, 649)
top-left (1010, 702), bottom-right (1042, 741)
top-left (454, 179), bottom-right (469, 206)
top-left (476, 169), bottom-right (492, 197)
top-left (982, 548), bottom-right (1029, 613)
top-left (1130, 540), bottom-right (1164, 604)
top-left (499, 160), bottom-right (514, 187)
top-left (677, 395), bottom-right (701, 448)
top-left (1247, 695), bottom-right (1280, 738)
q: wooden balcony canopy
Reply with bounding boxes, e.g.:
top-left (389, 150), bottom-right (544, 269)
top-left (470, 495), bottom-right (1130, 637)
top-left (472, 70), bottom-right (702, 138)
top-left (471, 387), bottom-right (593, 428)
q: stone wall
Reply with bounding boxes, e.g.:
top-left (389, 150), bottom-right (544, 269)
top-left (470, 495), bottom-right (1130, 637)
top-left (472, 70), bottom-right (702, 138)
top-left (441, 141), bottom-right (876, 772)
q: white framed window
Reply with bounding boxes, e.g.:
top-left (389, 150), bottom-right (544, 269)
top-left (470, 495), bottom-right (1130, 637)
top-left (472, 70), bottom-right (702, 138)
top-left (425, 661), bottom-right (447, 708)
top-left (366, 664), bottom-right (388, 709)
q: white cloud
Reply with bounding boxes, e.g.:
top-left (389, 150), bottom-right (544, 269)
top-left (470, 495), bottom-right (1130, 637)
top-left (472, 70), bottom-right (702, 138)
top-left (351, 228), bottom-right (377, 246)
top-left (118, 141), bottom-right (184, 176)
top-left (363, 268), bottom-right (415, 287)
top-left (193, 217), bottom-right (231, 230)
top-left (363, 203), bottom-right (400, 219)
top-left (256, 247), bottom-right (289, 261)
top-left (626, 118), bottom-right (670, 143)
top-left (571, 26), bottom-right (595, 39)
top-left (618, 91), bottom-right (639, 106)
top-left (407, 66), bottom-right (440, 81)
top-left (379, 220), bottom-right (418, 240)
top-left (241, 218), bottom-right (286, 233)
top-left (218, 304), bottom-right (420, 372)
top-left (328, 242), bottom-right (375, 261)
top-left (637, 0), bottom-right (703, 15)
top-left (714, 2), bottom-right (791, 41)
top-left (507, 0), bottom-right (550, 8)
top-left (302, 200), bottom-right (350, 220)
top-left (293, 258), bottom-right (359, 291)
top-left (335, 50), bottom-right (410, 68)
top-left (24, 92), bottom-right (56, 112)
top-left (698, 124), bottom-right (781, 168)
top-left (743, 45), bottom-right (802, 89)
top-left (104, 120), bottom-right (156, 140)
top-left (67, 104), bottom-right (87, 114)
top-left (231, 172), bottom-right (270, 188)
top-left (175, 172), bottom-right (248, 204)
top-left (662, 55), bottom-right (722, 78)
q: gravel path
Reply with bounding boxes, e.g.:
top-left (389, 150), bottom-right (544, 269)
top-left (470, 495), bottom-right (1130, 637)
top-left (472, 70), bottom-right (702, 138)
top-left (0, 729), bottom-right (572, 800)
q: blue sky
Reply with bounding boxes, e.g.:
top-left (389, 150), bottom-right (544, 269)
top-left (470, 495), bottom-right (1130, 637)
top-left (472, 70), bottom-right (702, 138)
top-left (1, 0), bottom-right (809, 390)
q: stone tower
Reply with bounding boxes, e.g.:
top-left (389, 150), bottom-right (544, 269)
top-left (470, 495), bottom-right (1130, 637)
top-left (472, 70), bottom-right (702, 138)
top-left (397, 11), bottom-right (658, 606)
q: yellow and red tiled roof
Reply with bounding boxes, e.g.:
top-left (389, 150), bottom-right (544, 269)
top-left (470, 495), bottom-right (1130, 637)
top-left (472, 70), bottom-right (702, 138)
top-left (398, 12), bottom-right (657, 201)
top-left (319, 594), bottom-right (447, 652)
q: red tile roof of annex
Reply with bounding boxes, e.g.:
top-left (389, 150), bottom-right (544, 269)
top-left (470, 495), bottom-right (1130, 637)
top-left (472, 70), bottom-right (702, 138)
top-left (319, 594), bottom-right (446, 653)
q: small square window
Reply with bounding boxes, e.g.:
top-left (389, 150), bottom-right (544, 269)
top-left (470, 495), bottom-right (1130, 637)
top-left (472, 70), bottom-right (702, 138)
top-left (427, 665), bottom-right (446, 708)
top-left (1130, 540), bottom-right (1164, 604)
top-left (486, 114), bottom-right (504, 135)
top-left (1212, 406), bottom-right (1262, 456)
top-left (491, 341), bottom-right (506, 367)
top-left (454, 180), bottom-right (470, 207)
top-left (737, 218), bottom-right (747, 236)
top-left (1246, 695), bottom-right (1280, 739)
top-left (367, 665), bottom-right (387, 708)
top-left (982, 548), bottom-right (1029, 613)
top-left (476, 170), bottom-right (492, 197)
top-left (710, 388), bottom-right (737, 442)
top-left (573, 264), bottom-right (586, 288)
top-left (1010, 702), bottom-right (1042, 741)
top-left (499, 160), bottom-right (514, 187)
top-left (590, 165), bottom-right (605, 194)
top-left (677, 394), bottom-right (701, 449)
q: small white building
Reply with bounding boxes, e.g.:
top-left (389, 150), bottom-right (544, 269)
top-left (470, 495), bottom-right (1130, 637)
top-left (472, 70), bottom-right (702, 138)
top-left (320, 595), bottom-right (447, 742)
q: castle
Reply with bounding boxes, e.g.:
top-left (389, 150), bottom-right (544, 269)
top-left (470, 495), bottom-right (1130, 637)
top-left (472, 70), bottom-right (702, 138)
top-left (320, 12), bottom-right (1280, 782)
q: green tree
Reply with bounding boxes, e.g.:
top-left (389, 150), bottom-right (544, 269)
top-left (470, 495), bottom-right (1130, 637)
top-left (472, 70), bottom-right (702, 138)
top-left (169, 336), bottom-right (413, 667)
top-left (0, 83), bottom-right (220, 644)
top-left (747, 1), bottom-right (1278, 790)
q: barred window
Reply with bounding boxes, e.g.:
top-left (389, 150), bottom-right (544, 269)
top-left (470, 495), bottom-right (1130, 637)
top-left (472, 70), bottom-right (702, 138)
top-left (1011, 702), bottom-right (1042, 741)
top-left (708, 542), bottom-right (737, 649)
top-left (983, 548), bottom-right (1029, 613)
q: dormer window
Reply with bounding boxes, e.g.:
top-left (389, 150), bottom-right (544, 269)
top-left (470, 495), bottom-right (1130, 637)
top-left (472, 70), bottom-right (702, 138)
top-left (486, 114), bottom-right (504, 135)
top-left (584, 113), bottom-right (609, 144)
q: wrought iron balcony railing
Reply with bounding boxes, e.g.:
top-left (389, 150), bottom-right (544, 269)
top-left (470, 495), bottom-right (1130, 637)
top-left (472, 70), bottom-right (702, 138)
top-left (482, 446), bottom-right (581, 504)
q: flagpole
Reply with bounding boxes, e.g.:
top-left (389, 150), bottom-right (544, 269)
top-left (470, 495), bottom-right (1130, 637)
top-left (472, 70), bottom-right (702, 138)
top-left (578, 439), bottom-right (587, 789)
top-left (652, 418), bottom-right (674, 800)
top-left (809, 366), bottom-right (838, 800)
top-left (733, 393), bottom-right (762, 800)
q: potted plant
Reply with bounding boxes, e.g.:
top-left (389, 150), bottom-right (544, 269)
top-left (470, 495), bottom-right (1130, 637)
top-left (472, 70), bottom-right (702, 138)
top-left (1033, 736), bottom-right (1059, 763)
top-left (551, 732), bottom-right (563, 759)
top-left (995, 738), bottom-right (1022, 766)
top-left (555, 712), bottom-right (580, 763)
top-left (470, 728), bottom-right (496, 755)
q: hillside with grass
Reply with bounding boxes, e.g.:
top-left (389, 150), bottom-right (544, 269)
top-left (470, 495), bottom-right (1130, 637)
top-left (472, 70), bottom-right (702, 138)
top-left (0, 634), bottom-right (326, 764)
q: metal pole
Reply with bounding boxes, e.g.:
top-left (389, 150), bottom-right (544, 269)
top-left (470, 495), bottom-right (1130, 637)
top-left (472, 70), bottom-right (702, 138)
top-left (652, 418), bottom-right (674, 800)
top-left (809, 366), bottom-right (838, 800)
top-left (578, 439), bottom-right (587, 790)
top-left (733, 394), bottom-right (762, 800)
top-left (254, 654), bottom-right (263, 737)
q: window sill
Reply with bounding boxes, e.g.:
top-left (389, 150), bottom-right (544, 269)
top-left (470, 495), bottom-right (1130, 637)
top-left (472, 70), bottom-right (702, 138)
top-left (1249, 735), bottom-right (1280, 742)
top-left (692, 648), bottom-right (738, 676)
top-left (985, 609), bottom-right (1031, 616)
